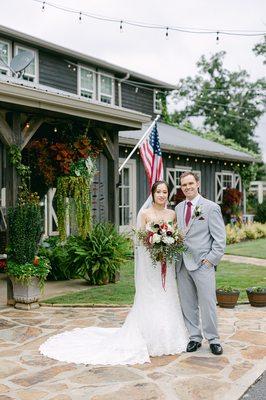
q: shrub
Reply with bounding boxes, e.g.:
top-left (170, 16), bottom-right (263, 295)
top-left (225, 222), bottom-right (266, 244)
top-left (255, 200), bottom-right (266, 224)
top-left (38, 236), bottom-right (77, 281)
top-left (8, 203), bottom-right (42, 264)
top-left (67, 223), bottom-right (132, 285)
top-left (221, 188), bottom-right (242, 224)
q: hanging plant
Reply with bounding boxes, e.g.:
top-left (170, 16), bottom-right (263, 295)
top-left (56, 157), bottom-right (96, 241)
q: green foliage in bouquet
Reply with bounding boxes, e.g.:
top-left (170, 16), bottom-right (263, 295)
top-left (67, 223), bottom-right (132, 285)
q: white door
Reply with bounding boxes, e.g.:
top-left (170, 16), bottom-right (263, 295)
top-left (119, 159), bottom-right (136, 232)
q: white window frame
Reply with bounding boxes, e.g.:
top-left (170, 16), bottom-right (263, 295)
top-left (0, 39), bottom-right (12, 76)
top-left (118, 158), bottom-right (136, 232)
top-left (78, 65), bottom-right (96, 100)
top-left (98, 71), bottom-right (115, 105)
top-left (215, 170), bottom-right (242, 204)
top-left (166, 166), bottom-right (201, 204)
top-left (153, 90), bottom-right (162, 114)
top-left (14, 43), bottom-right (39, 83)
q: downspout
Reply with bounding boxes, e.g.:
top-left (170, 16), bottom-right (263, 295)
top-left (117, 73), bottom-right (130, 107)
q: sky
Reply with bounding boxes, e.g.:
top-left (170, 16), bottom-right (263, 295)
top-left (1, 0), bottom-right (266, 160)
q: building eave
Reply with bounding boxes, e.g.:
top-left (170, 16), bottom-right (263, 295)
top-left (0, 25), bottom-right (176, 90)
top-left (119, 137), bottom-right (257, 162)
top-left (0, 80), bottom-right (151, 128)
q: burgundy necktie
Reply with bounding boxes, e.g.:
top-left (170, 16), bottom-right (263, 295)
top-left (185, 201), bottom-right (192, 226)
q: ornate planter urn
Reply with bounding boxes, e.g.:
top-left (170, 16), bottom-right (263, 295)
top-left (11, 277), bottom-right (40, 310)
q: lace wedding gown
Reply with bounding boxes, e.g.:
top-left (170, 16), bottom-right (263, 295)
top-left (40, 235), bottom-right (188, 365)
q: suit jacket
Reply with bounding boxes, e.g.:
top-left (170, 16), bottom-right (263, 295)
top-left (175, 195), bottom-right (226, 272)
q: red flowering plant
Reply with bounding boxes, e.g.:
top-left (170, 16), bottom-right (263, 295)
top-left (221, 188), bottom-right (243, 224)
top-left (26, 134), bottom-right (101, 188)
top-left (134, 221), bottom-right (185, 289)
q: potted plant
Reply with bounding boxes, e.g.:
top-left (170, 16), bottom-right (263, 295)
top-left (6, 191), bottom-right (50, 309)
top-left (216, 286), bottom-right (240, 308)
top-left (246, 287), bottom-right (266, 307)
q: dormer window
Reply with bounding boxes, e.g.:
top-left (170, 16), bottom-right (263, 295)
top-left (78, 66), bottom-right (96, 100)
top-left (0, 39), bottom-right (11, 75)
top-left (98, 73), bottom-right (114, 105)
top-left (154, 90), bottom-right (162, 114)
top-left (14, 44), bottom-right (38, 82)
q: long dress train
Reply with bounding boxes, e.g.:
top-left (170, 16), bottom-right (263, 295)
top-left (39, 245), bottom-right (188, 365)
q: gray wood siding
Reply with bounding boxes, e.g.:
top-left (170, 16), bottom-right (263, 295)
top-left (119, 145), bottom-right (234, 211)
top-left (39, 51), bottom-right (77, 94)
top-left (121, 83), bottom-right (153, 116)
top-left (92, 153), bottom-right (108, 223)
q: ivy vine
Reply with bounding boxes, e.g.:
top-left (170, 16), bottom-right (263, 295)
top-left (57, 176), bottom-right (92, 241)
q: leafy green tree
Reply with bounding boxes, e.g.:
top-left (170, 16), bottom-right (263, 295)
top-left (171, 52), bottom-right (265, 153)
top-left (253, 35), bottom-right (266, 64)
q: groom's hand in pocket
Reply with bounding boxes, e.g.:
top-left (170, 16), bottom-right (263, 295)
top-left (201, 259), bottom-right (213, 268)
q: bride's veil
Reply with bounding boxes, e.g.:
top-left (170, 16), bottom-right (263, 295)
top-left (136, 194), bottom-right (153, 229)
top-left (134, 194), bottom-right (153, 292)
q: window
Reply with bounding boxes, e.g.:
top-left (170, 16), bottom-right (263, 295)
top-left (78, 66), bottom-right (96, 100)
top-left (14, 44), bottom-right (38, 82)
top-left (215, 171), bottom-right (242, 203)
top-left (166, 166), bottom-right (201, 204)
top-left (119, 159), bottom-right (136, 232)
top-left (98, 73), bottom-right (114, 105)
top-left (154, 90), bottom-right (162, 113)
top-left (0, 39), bottom-right (11, 75)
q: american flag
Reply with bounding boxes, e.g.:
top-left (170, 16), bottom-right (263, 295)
top-left (139, 123), bottom-right (163, 189)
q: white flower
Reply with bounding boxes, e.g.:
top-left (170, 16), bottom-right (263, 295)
top-left (162, 236), bottom-right (175, 245)
top-left (152, 234), bottom-right (161, 244)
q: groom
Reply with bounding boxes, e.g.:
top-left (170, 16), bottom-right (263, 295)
top-left (175, 171), bottom-right (226, 355)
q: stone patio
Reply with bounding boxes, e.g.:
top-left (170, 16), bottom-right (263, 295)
top-left (0, 305), bottom-right (265, 400)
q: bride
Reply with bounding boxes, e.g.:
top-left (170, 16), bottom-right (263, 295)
top-left (39, 180), bottom-right (188, 365)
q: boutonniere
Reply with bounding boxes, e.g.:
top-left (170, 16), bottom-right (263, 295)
top-left (193, 205), bottom-right (203, 218)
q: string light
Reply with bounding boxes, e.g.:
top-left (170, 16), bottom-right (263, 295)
top-left (54, 127), bottom-right (57, 133)
top-left (177, 156), bottom-right (180, 160)
top-left (135, 87), bottom-right (139, 93)
top-left (210, 160), bottom-right (213, 164)
top-left (202, 160), bottom-right (206, 163)
top-left (103, 137), bottom-right (107, 141)
top-left (26, 122), bottom-right (30, 128)
top-left (41, 1), bottom-right (45, 11)
top-left (195, 158), bottom-right (198, 162)
top-left (224, 162), bottom-right (227, 165)
top-left (33, 0), bottom-right (266, 38)
top-left (186, 157), bottom-right (189, 161)
top-left (168, 155), bottom-right (171, 159)
top-left (124, 148), bottom-right (128, 153)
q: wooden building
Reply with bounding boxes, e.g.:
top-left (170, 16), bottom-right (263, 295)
top-left (118, 122), bottom-right (256, 231)
top-left (0, 25), bottom-right (174, 238)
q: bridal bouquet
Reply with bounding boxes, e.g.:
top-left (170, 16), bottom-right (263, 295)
top-left (135, 221), bottom-right (185, 289)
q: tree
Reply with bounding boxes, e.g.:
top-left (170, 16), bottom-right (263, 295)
top-left (253, 35), bottom-right (266, 64)
top-left (170, 52), bottom-right (265, 153)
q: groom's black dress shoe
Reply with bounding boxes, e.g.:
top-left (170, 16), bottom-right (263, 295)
top-left (186, 341), bottom-right (202, 352)
top-left (210, 343), bottom-right (223, 355)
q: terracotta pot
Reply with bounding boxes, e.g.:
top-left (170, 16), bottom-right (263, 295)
top-left (216, 290), bottom-right (240, 308)
top-left (246, 289), bottom-right (266, 307)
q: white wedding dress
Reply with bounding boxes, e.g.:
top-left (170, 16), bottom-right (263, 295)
top-left (40, 206), bottom-right (188, 365)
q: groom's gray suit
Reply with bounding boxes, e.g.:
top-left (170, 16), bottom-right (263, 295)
top-left (175, 195), bottom-right (226, 344)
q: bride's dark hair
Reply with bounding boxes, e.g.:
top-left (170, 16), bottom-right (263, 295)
top-left (151, 180), bottom-right (170, 202)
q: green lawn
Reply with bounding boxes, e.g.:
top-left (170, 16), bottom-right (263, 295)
top-left (225, 238), bottom-right (266, 259)
top-left (43, 260), bottom-right (265, 305)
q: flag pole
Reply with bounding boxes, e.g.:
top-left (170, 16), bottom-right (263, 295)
top-left (119, 115), bottom-right (160, 173)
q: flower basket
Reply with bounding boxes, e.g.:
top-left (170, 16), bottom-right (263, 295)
top-left (216, 288), bottom-right (240, 308)
top-left (246, 287), bottom-right (266, 307)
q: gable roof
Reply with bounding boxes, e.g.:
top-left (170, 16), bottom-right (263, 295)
top-left (119, 122), bottom-right (257, 162)
top-left (0, 25), bottom-right (176, 90)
